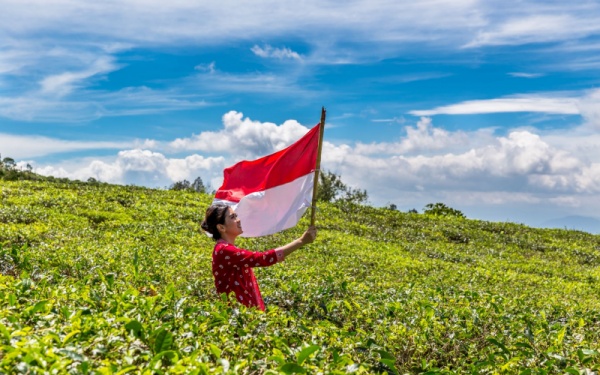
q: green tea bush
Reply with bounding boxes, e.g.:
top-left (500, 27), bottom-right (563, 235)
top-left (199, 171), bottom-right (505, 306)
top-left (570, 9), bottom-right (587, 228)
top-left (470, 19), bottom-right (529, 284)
top-left (0, 180), bottom-right (599, 374)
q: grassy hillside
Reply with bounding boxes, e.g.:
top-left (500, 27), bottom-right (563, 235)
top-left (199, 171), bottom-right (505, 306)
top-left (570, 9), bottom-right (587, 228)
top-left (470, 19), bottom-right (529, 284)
top-left (1, 179), bottom-right (600, 374)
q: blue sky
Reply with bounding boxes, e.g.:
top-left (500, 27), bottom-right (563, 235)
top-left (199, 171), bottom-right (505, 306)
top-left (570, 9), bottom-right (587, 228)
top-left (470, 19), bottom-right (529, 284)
top-left (2, 0), bottom-right (600, 232)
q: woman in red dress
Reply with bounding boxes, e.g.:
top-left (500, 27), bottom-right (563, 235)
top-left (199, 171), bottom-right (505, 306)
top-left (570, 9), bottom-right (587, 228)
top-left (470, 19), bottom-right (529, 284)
top-left (201, 204), bottom-right (317, 310)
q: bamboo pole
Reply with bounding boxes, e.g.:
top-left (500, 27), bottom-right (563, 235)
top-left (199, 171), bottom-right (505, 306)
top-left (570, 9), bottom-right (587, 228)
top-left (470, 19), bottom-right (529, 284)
top-left (310, 107), bottom-right (326, 226)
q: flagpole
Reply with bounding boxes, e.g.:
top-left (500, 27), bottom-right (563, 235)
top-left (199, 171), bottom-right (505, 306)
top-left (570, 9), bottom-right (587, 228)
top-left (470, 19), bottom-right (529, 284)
top-left (310, 107), bottom-right (326, 227)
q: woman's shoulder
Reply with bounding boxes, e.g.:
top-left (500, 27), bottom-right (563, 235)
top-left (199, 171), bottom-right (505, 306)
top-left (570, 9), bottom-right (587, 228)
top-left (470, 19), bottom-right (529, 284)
top-left (214, 240), bottom-right (240, 253)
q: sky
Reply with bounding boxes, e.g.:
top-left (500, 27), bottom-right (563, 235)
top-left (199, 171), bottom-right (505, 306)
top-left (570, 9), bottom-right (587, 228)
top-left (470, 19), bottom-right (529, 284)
top-left (2, 0), bottom-right (600, 233)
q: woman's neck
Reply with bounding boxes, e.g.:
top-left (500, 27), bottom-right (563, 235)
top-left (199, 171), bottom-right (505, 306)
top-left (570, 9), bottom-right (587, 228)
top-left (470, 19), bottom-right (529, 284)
top-left (220, 233), bottom-right (237, 245)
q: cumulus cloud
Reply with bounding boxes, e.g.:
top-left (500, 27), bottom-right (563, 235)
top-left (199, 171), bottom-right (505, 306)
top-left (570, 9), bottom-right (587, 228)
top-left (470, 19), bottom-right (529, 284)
top-left (34, 150), bottom-right (225, 188)
top-left (319, 120), bottom-right (600, 209)
top-left (354, 117), bottom-right (477, 155)
top-left (26, 112), bottom-right (600, 201)
top-left (169, 111), bottom-right (313, 158)
top-left (20, 111), bottom-right (600, 227)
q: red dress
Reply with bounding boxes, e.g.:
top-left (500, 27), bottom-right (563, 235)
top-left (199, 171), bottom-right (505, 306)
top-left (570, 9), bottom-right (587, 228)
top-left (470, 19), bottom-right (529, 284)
top-left (212, 239), bottom-right (284, 310)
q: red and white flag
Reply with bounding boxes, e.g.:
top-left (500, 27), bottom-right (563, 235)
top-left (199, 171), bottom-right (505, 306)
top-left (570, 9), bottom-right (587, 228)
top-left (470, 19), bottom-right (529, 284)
top-left (213, 123), bottom-right (321, 237)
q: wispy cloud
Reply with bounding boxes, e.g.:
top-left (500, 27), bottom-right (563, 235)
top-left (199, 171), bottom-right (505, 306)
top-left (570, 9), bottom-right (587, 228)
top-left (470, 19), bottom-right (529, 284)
top-left (194, 62), bottom-right (216, 73)
top-left (409, 94), bottom-right (581, 116)
top-left (0, 86), bottom-right (212, 122)
top-left (191, 67), bottom-right (314, 97)
top-left (0, 133), bottom-right (149, 159)
top-left (408, 89), bottom-right (600, 131)
top-left (3, 0), bottom-right (600, 123)
top-left (464, 13), bottom-right (600, 48)
top-left (508, 72), bottom-right (544, 78)
top-left (251, 45), bottom-right (302, 60)
top-left (39, 56), bottom-right (119, 96)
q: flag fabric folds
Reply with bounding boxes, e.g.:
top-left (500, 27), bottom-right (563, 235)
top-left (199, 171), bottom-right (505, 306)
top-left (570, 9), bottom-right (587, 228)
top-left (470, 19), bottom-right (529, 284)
top-left (213, 123), bottom-right (321, 237)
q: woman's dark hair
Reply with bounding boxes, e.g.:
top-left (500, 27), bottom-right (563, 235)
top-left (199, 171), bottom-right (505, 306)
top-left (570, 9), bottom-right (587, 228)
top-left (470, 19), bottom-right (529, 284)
top-left (201, 204), bottom-right (230, 241)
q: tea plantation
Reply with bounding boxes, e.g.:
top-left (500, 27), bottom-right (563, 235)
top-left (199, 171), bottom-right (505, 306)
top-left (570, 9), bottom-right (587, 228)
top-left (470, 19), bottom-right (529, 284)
top-left (1, 180), bottom-right (600, 374)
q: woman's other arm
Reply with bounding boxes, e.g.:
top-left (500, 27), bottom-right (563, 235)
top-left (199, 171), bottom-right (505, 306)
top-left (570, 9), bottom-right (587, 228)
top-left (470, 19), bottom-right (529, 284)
top-left (275, 226), bottom-right (317, 260)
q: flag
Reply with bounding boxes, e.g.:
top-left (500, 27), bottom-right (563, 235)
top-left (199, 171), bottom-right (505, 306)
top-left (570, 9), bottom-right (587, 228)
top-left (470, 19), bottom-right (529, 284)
top-left (213, 123), bottom-right (321, 237)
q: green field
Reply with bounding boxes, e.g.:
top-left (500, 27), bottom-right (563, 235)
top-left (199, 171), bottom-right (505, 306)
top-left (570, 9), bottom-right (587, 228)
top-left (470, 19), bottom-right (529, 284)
top-left (1, 179), bottom-right (600, 374)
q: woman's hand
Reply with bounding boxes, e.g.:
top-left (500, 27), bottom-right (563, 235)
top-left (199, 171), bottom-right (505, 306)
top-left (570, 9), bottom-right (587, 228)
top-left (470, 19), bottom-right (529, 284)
top-left (299, 226), bottom-right (317, 245)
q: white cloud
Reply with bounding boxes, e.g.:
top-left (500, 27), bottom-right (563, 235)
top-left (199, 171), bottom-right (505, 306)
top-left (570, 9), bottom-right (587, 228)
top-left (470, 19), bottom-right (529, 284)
top-left (2, 1), bottom-right (599, 123)
top-left (169, 111), bottom-right (313, 158)
top-left (409, 93), bottom-right (581, 116)
top-left (0, 0), bottom-right (482, 46)
top-left (34, 150), bottom-right (225, 188)
top-left (319, 120), bottom-right (600, 211)
top-left (25, 111), bottom-right (600, 201)
top-left (465, 13), bottom-right (600, 48)
top-left (409, 89), bottom-right (600, 130)
top-left (251, 45), bottom-right (302, 60)
top-left (354, 117), bottom-right (476, 155)
top-left (194, 62), bottom-right (216, 73)
top-left (0, 86), bottom-right (211, 122)
top-left (0, 133), bottom-right (142, 159)
top-left (3, 1), bottom-right (597, 56)
top-left (39, 56), bottom-right (119, 96)
top-left (190, 67), bottom-right (312, 97)
top-left (18, 111), bottom-right (600, 229)
top-left (508, 72), bottom-right (544, 78)
top-left (579, 88), bottom-right (600, 130)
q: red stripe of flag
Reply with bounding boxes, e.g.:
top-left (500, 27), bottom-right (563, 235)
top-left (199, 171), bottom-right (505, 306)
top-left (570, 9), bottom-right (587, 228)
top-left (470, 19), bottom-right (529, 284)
top-left (214, 123), bottom-right (320, 203)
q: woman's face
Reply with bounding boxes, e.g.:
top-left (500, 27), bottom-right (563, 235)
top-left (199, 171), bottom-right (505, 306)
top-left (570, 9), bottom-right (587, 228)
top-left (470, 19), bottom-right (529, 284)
top-left (221, 207), bottom-right (243, 237)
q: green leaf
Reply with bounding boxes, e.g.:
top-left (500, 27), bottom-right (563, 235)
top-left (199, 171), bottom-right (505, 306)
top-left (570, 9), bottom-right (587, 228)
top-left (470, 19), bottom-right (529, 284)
top-left (62, 330), bottom-right (81, 345)
top-left (268, 355), bottom-right (285, 365)
top-left (298, 324), bottom-right (311, 334)
top-left (514, 342), bottom-right (534, 352)
top-left (133, 248), bottom-right (139, 277)
top-left (105, 273), bottom-right (115, 289)
top-left (24, 300), bottom-right (49, 316)
top-left (152, 328), bottom-right (173, 354)
top-left (375, 349), bottom-right (395, 360)
top-left (0, 322), bottom-right (10, 342)
top-left (280, 363), bottom-right (306, 374)
top-left (125, 320), bottom-right (144, 339)
top-left (208, 343), bottom-right (221, 359)
top-left (580, 349), bottom-right (599, 356)
top-left (379, 358), bottom-right (399, 375)
top-left (487, 338), bottom-right (510, 356)
top-left (296, 345), bottom-right (320, 365)
top-left (150, 350), bottom-right (179, 368)
top-left (56, 349), bottom-right (85, 362)
top-left (116, 365), bottom-right (138, 375)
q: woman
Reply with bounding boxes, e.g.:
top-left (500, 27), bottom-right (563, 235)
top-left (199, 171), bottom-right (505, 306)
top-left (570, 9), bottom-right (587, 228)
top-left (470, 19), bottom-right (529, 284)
top-left (201, 204), bottom-right (317, 310)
